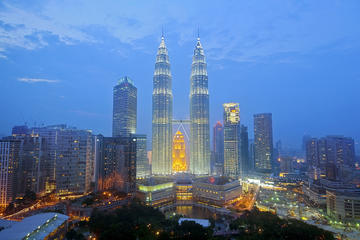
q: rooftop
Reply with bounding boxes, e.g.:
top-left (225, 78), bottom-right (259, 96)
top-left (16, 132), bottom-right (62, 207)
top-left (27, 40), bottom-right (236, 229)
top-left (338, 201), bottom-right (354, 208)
top-left (0, 212), bottom-right (69, 240)
top-left (117, 76), bottom-right (135, 86)
top-left (196, 176), bottom-right (235, 185)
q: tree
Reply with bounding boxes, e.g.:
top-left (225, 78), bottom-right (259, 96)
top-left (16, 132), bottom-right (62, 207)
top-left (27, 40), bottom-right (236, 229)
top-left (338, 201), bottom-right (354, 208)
top-left (24, 190), bottom-right (36, 202)
top-left (66, 229), bottom-right (85, 240)
top-left (88, 202), bottom-right (214, 240)
top-left (230, 208), bottom-right (334, 240)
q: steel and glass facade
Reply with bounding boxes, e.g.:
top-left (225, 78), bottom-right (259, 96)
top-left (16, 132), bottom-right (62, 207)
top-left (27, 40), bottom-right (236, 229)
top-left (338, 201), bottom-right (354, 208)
top-left (95, 135), bottom-right (137, 193)
top-left (213, 122), bottom-right (224, 175)
top-left (112, 76), bottom-right (137, 137)
top-left (240, 125), bottom-right (249, 174)
top-left (55, 128), bottom-right (93, 195)
top-left (133, 134), bottom-right (149, 179)
top-left (305, 135), bottom-right (355, 180)
top-left (0, 140), bottom-right (21, 207)
top-left (254, 113), bottom-right (273, 173)
top-left (152, 36), bottom-right (173, 175)
top-left (223, 103), bottom-right (241, 178)
top-left (190, 37), bottom-right (210, 175)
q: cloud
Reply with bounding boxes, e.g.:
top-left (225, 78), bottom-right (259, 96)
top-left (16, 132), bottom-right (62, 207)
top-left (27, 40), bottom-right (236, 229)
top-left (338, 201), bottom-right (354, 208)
top-left (0, 47), bottom-right (7, 59)
top-left (18, 77), bottom-right (59, 83)
top-left (0, 1), bottom-right (359, 62)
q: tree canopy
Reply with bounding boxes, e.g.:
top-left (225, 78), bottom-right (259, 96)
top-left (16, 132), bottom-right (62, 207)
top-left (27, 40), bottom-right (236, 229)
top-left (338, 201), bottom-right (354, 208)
top-left (88, 202), bottom-right (212, 240)
top-left (230, 208), bottom-right (334, 240)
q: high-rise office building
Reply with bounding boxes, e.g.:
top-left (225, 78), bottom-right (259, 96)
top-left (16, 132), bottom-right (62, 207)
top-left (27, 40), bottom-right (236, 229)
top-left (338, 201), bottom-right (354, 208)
top-left (152, 36), bottom-right (173, 175)
top-left (305, 136), bottom-right (355, 180)
top-left (240, 125), bottom-right (249, 175)
top-left (95, 135), bottom-right (136, 193)
top-left (18, 135), bottom-right (46, 195)
top-left (249, 139), bottom-right (255, 171)
top-left (31, 124), bottom-right (67, 193)
top-left (190, 37), bottom-right (210, 175)
top-left (254, 113), bottom-right (273, 173)
top-left (302, 134), bottom-right (311, 154)
top-left (112, 76), bottom-right (137, 137)
top-left (4, 133), bottom-right (46, 195)
top-left (55, 128), bottom-right (93, 195)
top-left (9, 125), bottom-right (94, 195)
top-left (0, 140), bottom-right (21, 208)
top-left (213, 122), bottom-right (224, 175)
top-left (306, 138), bottom-right (319, 168)
top-left (132, 134), bottom-right (149, 179)
top-left (223, 103), bottom-right (241, 178)
top-left (326, 136), bottom-right (355, 167)
top-left (273, 140), bottom-right (282, 175)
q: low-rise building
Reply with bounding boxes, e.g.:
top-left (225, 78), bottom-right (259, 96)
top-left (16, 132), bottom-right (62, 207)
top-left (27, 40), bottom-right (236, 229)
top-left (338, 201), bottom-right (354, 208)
top-left (193, 177), bottom-right (242, 208)
top-left (0, 212), bottom-right (68, 240)
top-left (326, 189), bottom-right (360, 222)
top-left (136, 178), bottom-right (175, 208)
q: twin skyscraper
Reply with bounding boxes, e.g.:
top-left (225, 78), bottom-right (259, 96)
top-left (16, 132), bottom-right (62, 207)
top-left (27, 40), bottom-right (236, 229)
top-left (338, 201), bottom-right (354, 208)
top-left (152, 35), bottom-right (210, 175)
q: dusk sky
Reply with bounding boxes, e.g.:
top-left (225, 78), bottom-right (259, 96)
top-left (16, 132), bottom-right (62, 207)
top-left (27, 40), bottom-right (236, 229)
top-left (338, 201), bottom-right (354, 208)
top-left (1, 0), bottom-right (360, 150)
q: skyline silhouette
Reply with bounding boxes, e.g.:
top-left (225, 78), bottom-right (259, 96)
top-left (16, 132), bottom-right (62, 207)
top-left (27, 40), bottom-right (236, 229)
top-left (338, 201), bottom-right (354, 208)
top-left (1, 1), bottom-right (359, 150)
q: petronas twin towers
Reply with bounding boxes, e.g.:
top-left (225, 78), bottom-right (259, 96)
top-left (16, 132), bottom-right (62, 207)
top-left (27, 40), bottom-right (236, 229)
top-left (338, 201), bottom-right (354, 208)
top-left (152, 36), bottom-right (173, 175)
top-left (152, 36), bottom-right (210, 175)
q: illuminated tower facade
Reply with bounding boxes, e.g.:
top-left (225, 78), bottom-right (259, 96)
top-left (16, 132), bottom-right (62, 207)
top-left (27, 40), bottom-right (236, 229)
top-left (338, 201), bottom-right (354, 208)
top-left (223, 103), bottom-right (241, 178)
top-left (112, 76), bottom-right (137, 137)
top-left (254, 113), bottom-right (273, 173)
top-left (152, 36), bottom-right (173, 175)
top-left (213, 122), bottom-right (224, 175)
top-left (190, 37), bottom-right (210, 175)
top-left (172, 131), bottom-right (187, 172)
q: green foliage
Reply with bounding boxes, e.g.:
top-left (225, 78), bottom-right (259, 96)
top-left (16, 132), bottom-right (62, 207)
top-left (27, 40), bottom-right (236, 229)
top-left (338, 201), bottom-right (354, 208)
top-left (88, 202), bottom-right (213, 240)
top-left (23, 190), bottom-right (36, 202)
top-left (65, 229), bottom-right (85, 240)
top-left (81, 197), bottom-right (95, 206)
top-left (230, 208), bottom-right (334, 240)
top-left (175, 220), bottom-right (212, 240)
top-left (4, 202), bottom-right (15, 215)
top-left (4, 190), bottom-right (37, 215)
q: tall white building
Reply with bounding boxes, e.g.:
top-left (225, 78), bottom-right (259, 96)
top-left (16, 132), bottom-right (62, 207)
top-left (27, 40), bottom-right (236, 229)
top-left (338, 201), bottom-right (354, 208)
top-left (152, 36), bottom-right (173, 175)
top-left (190, 37), bottom-right (210, 175)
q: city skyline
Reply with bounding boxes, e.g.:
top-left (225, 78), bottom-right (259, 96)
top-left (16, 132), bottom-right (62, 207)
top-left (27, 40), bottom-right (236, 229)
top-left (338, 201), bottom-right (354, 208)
top-left (1, 2), bottom-right (360, 238)
top-left (1, 1), bottom-right (360, 150)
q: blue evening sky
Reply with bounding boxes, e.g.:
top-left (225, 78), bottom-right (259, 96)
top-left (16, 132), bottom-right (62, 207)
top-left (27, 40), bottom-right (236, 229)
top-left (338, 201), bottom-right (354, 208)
top-left (0, 0), bottom-right (359, 150)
